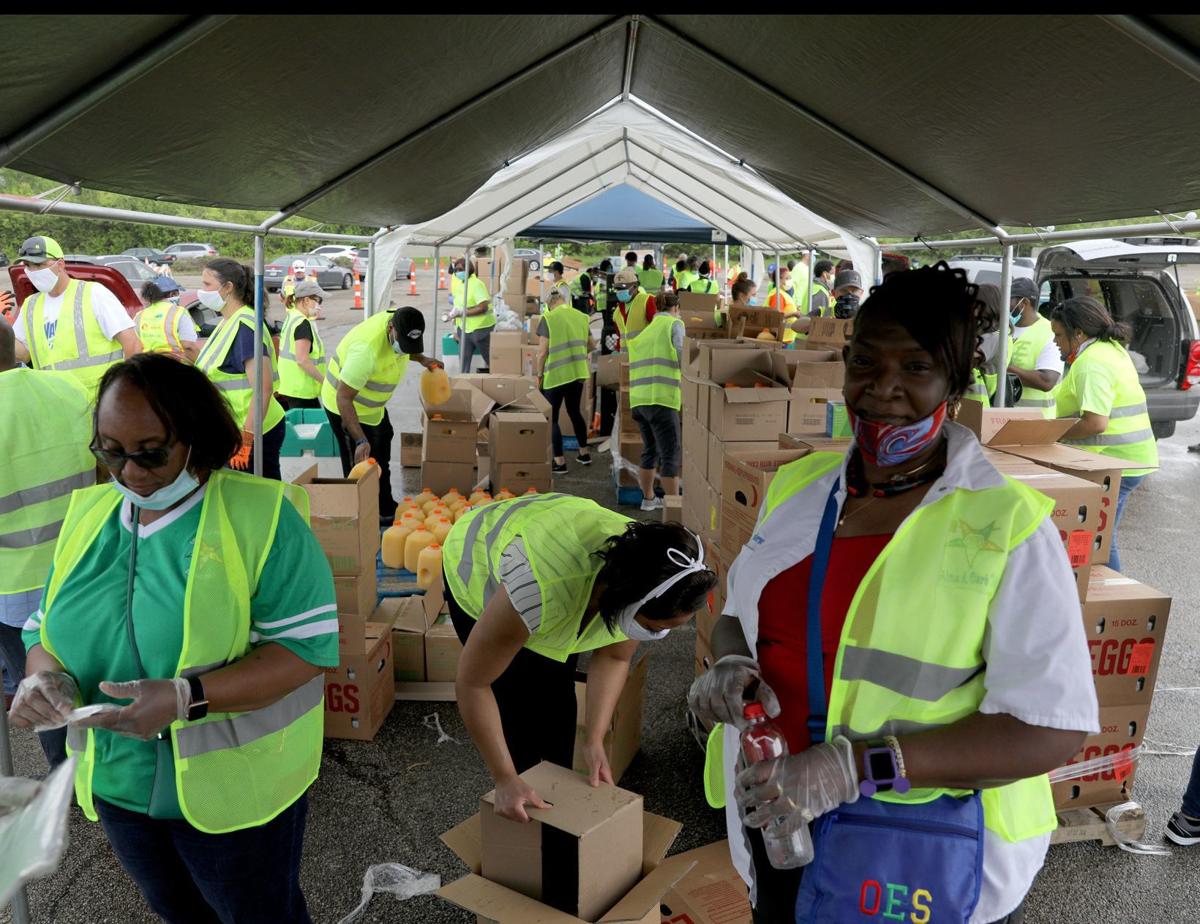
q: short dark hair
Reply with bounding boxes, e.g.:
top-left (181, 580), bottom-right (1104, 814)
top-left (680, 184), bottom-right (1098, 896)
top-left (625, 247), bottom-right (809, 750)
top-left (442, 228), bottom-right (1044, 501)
top-left (1053, 296), bottom-right (1131, 345)
top-left (699, 261), bottom-right (711, 276)
top-left (453, 257), bottom-right (477, 276)
top-left (658, 290), bottom-right (679, 312)
top-left (595, 522), bottom-right (717, 630)
top-left (599, 259), bottom-right (613, 273)
top-left (687, 256), bottom-right (699, 271)
top-left (853, 261), bottom-right (989, 400)
top-left (643, 254), bottom-right (655, 269)
top-left (206, 258), bottom-right (256, 307)
top-left (815, 259), bottom-right (834, 278)
top-left (94, 353), bottom-right (242, 473)
top-left (675, 259), bottom-right (687, 272)
top-left (786, 259), bottom-right (797, 272)
top-left (625, 251), bottom-right (638, 264)
top-left (140, 280), bottom-right (174, 304)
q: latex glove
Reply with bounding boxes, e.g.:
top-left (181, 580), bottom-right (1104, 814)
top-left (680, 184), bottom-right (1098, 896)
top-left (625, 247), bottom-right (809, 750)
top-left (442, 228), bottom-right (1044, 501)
top-left (229, 431), bottom-right (253, 470)
top-left (9, 672), bottom-right (78, 731)
top-left (687, 655), bottom-right (780, 730)
top-left (72, 679), bottom-right (190, 741)
top-left (735, 736), bottom-right (859, 830)
top-left (493, 774), bottom-right (551, 823)
top-left (353, 440), bottom-right (371, 465)
top-left (448, 307), bottom-right (462, 319)
top-left (582, 740), bottom-right (614, 788)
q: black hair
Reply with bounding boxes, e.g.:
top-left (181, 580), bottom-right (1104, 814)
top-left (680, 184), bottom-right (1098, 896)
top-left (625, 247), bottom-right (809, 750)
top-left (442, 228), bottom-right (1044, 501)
top-left (687, 256), bottom-right (699, 271)
top-left (0, 317), bottom-right (15, 369)
top-left (658, 290), bottom-right (679, 312)
top-left (699, 260), bottom-right (711, 276)
top-left (786, 259), bottom-right (797, 271)
top-left (1053, 296), bottom-right (1131, 346)
top-left (853, 261), bottom-right (989, 400)
top-left (595, 522), bottom-right (717, 630)
top-left (206, 258), bottom-right (255, 307)
top-left (974, 283), bottom-right (1003, 334)
top-left (625, 251), bottom-right (638, 264)
top-left (140, 280), bottom-right (175, 304)
top-left (94, 353), bottom-right (242, 473)
top-left (599, 259), bottom-right (613, 273)
top-left (814, 259), bottom-right (834, 278)
top-left (731, 277), bottom-right (754, 301)
top-left (675, 259), bottom-right (687, 272)
top-left (643, 254), bottom-right (655, 270)
top-left (453, 257), bottom-right (477, 276)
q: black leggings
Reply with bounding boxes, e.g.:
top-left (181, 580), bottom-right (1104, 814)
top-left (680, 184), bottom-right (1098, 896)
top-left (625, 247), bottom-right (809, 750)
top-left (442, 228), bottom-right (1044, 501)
top-left (542, 379), bottom-right (589, 458)
top-left (445, 572), bottom-right (579, 773)
top-left (276, 394), bottom-right (321, 410)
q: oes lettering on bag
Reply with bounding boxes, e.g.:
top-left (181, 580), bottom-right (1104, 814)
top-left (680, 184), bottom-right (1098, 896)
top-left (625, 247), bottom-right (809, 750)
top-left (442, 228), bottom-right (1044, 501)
top-left (1088, 637), bottom-right (1153, 676)
top-left (325, 683), bottom-right (360, 713)
top-left (858, 879), bottom-right (932, 922)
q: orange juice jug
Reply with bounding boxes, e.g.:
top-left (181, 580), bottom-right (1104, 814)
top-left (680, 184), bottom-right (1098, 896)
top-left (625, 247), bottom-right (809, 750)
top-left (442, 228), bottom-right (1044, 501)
top-left (398, 507), bottom-right (424, 528)
top-left (445, 497), bottom-right (465, 514)
top-left (420, 366), bottom-right (452, 406)
top-left (347, 457), bottom-right (377, 480)
top-left (495, 488), bottom-right (515, 501)
top-left (381, 523), bottom-right (415, 569)
top-left (524, 487), bottom-right (539, 495)
top-left (398, 496), bottom-right (422, 514)
top-left (454, 504), bottom-right (473, 522)
top-left (417, 543), bottom-right (443, 589)
top-left (414, 488), bottom-right (437, 508)
top-left (404, 526), bottom-right (435, 572)
top-left (441, 488), bottom-right (463, 504)
top-left (421, 497), bottom-right (442, 514)
top-left (431, 517), bottom-right (453, 544)
top-left (468, 489), bottom-right (490, 505)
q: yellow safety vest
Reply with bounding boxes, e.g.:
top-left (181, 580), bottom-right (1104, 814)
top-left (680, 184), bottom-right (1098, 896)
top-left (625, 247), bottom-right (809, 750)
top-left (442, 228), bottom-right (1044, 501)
top-left (542, 304), bottom-right (590, 389)
top-left (320, 310), bottom-right (410, 427)
top-left (628, 314), bottom-right (683, 411)
top-left (675, 270), bottom-right (698, 291)
top-left (450, 274), bottom-right (495, 333)
top-left (442, 494), bottom-right (632, 662)
top-left (0, 369), bottom-right (94, 594)
top-left (687, 277), bottom-right (718, 295)
top-left (42, 472), bottom-right (324, 834)
top-left (711, 451), bottom-right (1059, 843)
top-left (962, 370), bottom-right (998, 405)
top-left (1010, 316), bottom-right (1057, 417)
top-left (1054, 339), bottom-right (1158, 477)
top-left (194, 306), bottom-right (285, 434)
top-left (136, 300), bottom-right (190, 356)
top-left (614, 291), bottom-right (652, 343)
top-left (637, 267), bottom-right (665, 291)
top-left (277, 308), bottom-right (327, 400)
top-left (811, 281), bottom-right (833, 318)
top-left (19, 279), bottom-right (124, 392)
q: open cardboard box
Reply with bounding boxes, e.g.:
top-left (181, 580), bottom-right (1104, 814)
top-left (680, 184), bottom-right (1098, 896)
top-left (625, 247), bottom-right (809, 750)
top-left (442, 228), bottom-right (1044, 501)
top-left (701, 352), bottom-right (792, 442)
top-left (721, 448), bottom-right (812, 556)
top-left (292, 465), bottom-right (380, 575)
top-left (439, 762), bottom-right (689, 924)
top-left (676, 291), bottom-right (722, 325)
top-left (682, 338), bottom-right (778, 383)
top-left (423, 381), bottom-right (496, 464)
top-left (394, 579), bottom-right (460, 702)
top-left (656, 841), bottom-right (752, 924)
top-left (726, 304), bottom-right (782, 340)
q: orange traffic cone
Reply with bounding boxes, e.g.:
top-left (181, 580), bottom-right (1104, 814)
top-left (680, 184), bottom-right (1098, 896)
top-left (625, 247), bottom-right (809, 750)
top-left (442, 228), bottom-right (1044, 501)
top-left (352, 271), bottom-right (363, 310)
top-left (408, 272), bottom-right (418, 296)
top-left (408, 259), bottom-right (416, 280)
top-left (438, 262), bottom-right (447, 290)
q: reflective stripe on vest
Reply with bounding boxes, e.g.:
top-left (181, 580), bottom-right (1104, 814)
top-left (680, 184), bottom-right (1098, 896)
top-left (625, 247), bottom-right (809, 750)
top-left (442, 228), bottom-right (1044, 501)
top-left (1055, 340), bottom-right (1158, 475)
top-left (21, 280), bottom-right (123, 388)
top-left (41, 472), bottom-right (323, 833)
top-left (745, 451), bottom-right (1059, 843)
top-left (194, 307), bottom-right (284, 432)
top-left (614, 291), bottom-right (651, 342)
top-left (542, 305), bottom-right (590, 389)
top-left (628, 314), bottom-right (682, 410)
top-left (278, 309), bottom-right (327, 399)
top-left (319, 311), bottom-right (408, 426)
top-left (1010, 317), bottom-right (1057, 417)
top-left (137, 301), bottom-right (187, 354)
top-left (0, 369), bottom-right (95, 593)
top-left (443, 494), bottom-right (632, 662)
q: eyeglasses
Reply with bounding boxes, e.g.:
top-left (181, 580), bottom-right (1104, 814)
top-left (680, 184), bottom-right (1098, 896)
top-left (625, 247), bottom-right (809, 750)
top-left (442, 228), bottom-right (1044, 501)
top-left (90, 439), bottom-right (177, 471)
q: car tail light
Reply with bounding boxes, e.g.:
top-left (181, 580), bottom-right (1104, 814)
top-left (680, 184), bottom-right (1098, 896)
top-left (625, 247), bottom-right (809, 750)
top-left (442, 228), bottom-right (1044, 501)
top-left (1183, 341), bottom-right (1200, 390)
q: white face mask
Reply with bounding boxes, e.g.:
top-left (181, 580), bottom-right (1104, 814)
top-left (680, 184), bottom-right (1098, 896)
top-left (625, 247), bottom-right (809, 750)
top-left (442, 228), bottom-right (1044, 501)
top-left (614, 532), bottom-right (710, 644)
top-left (111, 448), bottom-right (201, 511)
top-left (617, 604), bottom-right (671, 643)
top-left (27, 266), bottom-right (59, 293)
top-left (197, 286), bottom-right (225, 310)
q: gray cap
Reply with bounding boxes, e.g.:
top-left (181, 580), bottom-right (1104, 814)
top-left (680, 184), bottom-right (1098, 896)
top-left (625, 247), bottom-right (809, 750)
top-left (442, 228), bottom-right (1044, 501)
top-left (293, 279), bottom-right (326, 300)
top-left (1009, 277), bottom-right (1039, 301)
top-left (834, 269), bottom-right (863, 292)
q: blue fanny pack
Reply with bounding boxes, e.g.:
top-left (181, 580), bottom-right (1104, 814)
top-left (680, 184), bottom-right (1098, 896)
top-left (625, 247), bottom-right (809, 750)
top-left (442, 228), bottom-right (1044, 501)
top-left (792, 483), bottom-right (985, 923)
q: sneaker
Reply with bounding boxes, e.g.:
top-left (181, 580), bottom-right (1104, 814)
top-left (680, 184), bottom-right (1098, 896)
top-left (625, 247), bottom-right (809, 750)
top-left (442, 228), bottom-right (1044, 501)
top-left (577, 452), bottom-right (592, 466)
top-left (1165, 811), bottom-right (1200, 846)
top-left (640, 496), bottom-right (664, 512)
top-left (552, 462), bottom-right (569, 475)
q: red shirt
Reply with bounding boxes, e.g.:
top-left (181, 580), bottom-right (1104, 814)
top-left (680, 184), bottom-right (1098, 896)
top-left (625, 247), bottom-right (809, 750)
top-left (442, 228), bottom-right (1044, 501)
top-left (756, 534), bottom-right (892, 753)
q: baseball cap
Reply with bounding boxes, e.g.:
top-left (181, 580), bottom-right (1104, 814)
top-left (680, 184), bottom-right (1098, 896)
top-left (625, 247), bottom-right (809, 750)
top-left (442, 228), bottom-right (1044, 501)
top-left (388, 306), bottom-right (426, 354)
top-left (294, 279), bottom-right (326, 301)
top-left (152, 275), bottom-right (182, 295)
top-left (547, 261), bottom-right (564, 275)
top-left (613, 268), bottom-right (639, 287)
top-left (834, 269), bottom-right (863, 292)
top-left (17, 235), bottom-right (64, 264)
top-left (1010, 277), bottom-right (1039, 301)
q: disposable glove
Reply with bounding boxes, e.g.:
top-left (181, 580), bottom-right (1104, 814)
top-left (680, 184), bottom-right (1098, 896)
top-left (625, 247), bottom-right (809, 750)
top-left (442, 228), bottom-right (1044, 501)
top-left (687, 655), bottom-right (780, 730)
top-left (228, 431), bottom-right (253, 470)
top-left (9, 672), bottom-right (79, 732)
top-left (735, 735), bottom-right (859, 830)
top-left (71, 678), bottom-right (191, 742)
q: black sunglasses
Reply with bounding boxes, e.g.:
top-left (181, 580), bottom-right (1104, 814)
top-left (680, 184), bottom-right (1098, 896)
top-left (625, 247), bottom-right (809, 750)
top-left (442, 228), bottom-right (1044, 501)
top-left (90, 438), bottom-right (177, 471)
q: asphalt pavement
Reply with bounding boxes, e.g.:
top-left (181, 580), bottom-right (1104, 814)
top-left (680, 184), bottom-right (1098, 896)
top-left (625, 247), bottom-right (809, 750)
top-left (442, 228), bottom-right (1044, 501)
top-left (4, 269), bottom-right (1198, 922)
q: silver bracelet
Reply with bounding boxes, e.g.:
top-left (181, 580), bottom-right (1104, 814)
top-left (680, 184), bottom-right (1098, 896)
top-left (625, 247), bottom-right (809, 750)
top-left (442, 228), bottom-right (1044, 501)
top-left (884, 734), bottom-right (907, 779)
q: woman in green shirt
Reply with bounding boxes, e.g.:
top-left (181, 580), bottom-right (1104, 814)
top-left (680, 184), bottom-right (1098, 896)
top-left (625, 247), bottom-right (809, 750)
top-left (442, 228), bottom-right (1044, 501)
top-left (10, 353), bottom-right (337, 924)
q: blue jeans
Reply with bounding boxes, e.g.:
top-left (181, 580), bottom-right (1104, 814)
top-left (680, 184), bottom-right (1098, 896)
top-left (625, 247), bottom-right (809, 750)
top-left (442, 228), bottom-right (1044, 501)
top-left (96, 794), bottom-right (312, 924)
top-left (1107, 473), bottom-right (1146, 573)
top-left (1182, 747), bottom-right (1200, 818)
top-left (0, 624), bottom-right (67, 769)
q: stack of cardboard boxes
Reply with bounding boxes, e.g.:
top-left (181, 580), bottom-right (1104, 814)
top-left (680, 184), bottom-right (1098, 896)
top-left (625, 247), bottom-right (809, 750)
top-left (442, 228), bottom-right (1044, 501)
top-left (489, 406), bottom-right (552, 494)
top-left (390, 575), bottom-right (464, 701)
top-left (420, 380), bottom-right (494, 496)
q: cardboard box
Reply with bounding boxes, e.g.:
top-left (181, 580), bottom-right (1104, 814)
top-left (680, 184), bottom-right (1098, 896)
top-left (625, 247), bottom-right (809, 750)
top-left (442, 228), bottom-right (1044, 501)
top-left (1051, 702), bottom-right (1149, 808)
top-left (1082, 566), bottom-right (1172, 705)
top-left (676, 291), bottom-right (722, 325)
top-left (662, 494), bottom-right (683, 525)
top-left (421, 461), bottom-right (477, 498)
top-left (456, 373), bottom-right (539, 410)
top-left (784, 349), bottom-right (845, 390)
top-left (788, 387), bottom-right (843, 433)
top-left (572, 656), bottom-right (649, 784)
top-left (492, 462), bottom-right (553, 495)
top-left (390, 595), bottom-right (437, 682)
top-left (682, 411), bottom-right (710, 476)
top-left (399, 431), bottom-right (423, 467)
top-left (705, 386), bottom-right (790, 443)
top-left (726, 304), bottom-right (783, 340)
top-left (806, 316), bottom-right (854, 346)
top-left (489, 331), bottom-right (526, 375)
top-left (425, 613), bottom-right (464, 683)
top-left (780, 433), bottom-right (852, 453)
top-left (439, 769), bottom-right (686, 924)
top-left (955, 404), bottom-right (1052, 443)
top-left (323, 621), bottom-right (395, 740)
top-left (422, 381), bottom-right (495, 464)
top-left (721, 449), bottom-right (811, 553)
top-left (682, 338), bottom-right (777, 382)
top-left (705, 431), bottom-right (775, 489)
top-left (338, 572), bottom-right (391, 653)
top-left (656, 841), bottom-right (753, 924)
top-left (333, 565), bottom-right (378, 619)
top-left (293, 466), bottom-right (381, 575)
top-left (681, 375), bottom-right (701, 420)
top-left (490, 411), bottom-right (551, 463)
top-left (596, 353), bottom-right (622, 388)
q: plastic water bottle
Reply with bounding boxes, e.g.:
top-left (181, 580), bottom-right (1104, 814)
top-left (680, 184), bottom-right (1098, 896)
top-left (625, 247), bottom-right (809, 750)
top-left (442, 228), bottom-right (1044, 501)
top-left (740, 702), bottom-right (815, 869)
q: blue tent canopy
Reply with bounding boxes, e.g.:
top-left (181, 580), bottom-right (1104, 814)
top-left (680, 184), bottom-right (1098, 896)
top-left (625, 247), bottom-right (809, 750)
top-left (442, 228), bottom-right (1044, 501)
top-left (519, 184), bottom-right (738, 245)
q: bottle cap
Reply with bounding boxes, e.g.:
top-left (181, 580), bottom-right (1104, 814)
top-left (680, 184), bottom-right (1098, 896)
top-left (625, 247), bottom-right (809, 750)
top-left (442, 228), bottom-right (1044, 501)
top-left (429, 543), bottom-right (441, 550)
top-left (742, 702), bottom-right (766, 720)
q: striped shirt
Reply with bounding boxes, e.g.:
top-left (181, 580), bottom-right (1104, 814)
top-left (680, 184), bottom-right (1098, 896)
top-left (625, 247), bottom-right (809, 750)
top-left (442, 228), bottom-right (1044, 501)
top-left (498, 539), bottom-right (544, 633)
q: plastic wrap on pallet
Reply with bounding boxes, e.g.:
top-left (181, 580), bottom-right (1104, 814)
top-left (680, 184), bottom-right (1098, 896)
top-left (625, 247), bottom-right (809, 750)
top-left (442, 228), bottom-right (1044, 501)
top-left (1104, 802), bottom-right (1170, 856)
top-left (1047, 745), bottom-right (1142, 783)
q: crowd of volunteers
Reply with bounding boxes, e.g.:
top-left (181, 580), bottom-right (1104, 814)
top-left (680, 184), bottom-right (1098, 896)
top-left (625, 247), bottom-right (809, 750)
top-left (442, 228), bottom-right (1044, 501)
top-left (0, 228), bottom-right (1192, 924)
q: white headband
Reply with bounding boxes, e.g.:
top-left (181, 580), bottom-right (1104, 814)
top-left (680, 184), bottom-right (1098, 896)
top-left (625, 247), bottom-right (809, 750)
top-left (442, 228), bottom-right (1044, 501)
top-left (630, 528), bottom-right (709, 612)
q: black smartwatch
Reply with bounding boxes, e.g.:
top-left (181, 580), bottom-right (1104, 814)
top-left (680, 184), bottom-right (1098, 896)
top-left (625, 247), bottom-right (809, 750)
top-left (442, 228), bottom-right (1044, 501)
top-left (185, 675), bottom-right (209, 722)
top-left (354, 437), bottom-right (369, 448)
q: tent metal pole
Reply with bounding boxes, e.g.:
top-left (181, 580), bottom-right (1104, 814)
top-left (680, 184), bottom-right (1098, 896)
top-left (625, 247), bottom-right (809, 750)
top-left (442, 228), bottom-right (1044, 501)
top-left (259, 15), bottom-right (631, 232)
top-left (366, 238), bottom-right (377, 318)
top-left (252, 234), bottom-right (265, 477)
top-left (888, 216), bottom-right (1200, 251)
top-left (622, 16), bottom-right (640, 100)
top-left (1100, 15), bottom-right (1200, 83)
top-left (806, 245), bottom-right (815, 318)
top-left (711, 243), bottom-right (717, 287)
top-left (432, 244), bottom-right (440, 359)
top-left (454, 176), bottom-right (621, 252)
top-left (638, 15), bottom-right (1010, 242)
top-left (774, 252), bottom-right (781, 310)
top-left (0, 15), bottom-right (231, 167)
top-left (995, 245), bottom-right (1013, 409)
top-left (872, 241), bottom-right (883, 287)
top-left (723, 242), bottom-right (729, 296)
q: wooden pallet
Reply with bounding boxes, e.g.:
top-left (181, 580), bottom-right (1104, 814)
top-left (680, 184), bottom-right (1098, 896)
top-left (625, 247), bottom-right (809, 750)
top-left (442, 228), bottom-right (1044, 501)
top-left (1051, 803), bottom-right (1147, 847)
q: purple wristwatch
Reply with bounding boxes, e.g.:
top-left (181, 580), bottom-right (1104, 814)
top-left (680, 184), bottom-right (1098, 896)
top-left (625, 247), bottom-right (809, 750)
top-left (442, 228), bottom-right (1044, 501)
top-left (859, 739), bottom-right (911, 797)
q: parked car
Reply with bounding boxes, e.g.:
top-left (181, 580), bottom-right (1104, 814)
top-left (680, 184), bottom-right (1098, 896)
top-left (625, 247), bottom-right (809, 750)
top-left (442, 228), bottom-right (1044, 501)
top-left (94, 255), bottom-right (164, 289)
top-left (9, 261), bottom-right (142, 318)
top-left (945, 255), bottom-right (1037, 288)
top-left (122, 246), bottom-right (176, 265)
top-left (1035, 237), bottom-right (1200, 438)
top-left (165, 242), bottom-right (218, 259)
top-left (310, 245), bottom-right (357, 261)
top-left (263, 254), bottom-right (353, 292)
top-left (512, 248), bottom-right (541, 273)
top-left (350, 248), bottom-right (409, 281)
